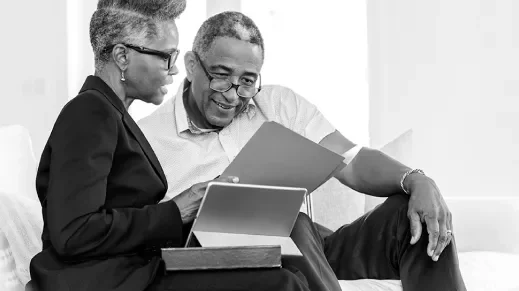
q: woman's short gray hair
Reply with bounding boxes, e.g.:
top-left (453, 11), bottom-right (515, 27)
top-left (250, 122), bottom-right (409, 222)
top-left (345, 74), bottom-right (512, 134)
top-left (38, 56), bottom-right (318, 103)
top-left (90, 0), bottom-right (186, 71)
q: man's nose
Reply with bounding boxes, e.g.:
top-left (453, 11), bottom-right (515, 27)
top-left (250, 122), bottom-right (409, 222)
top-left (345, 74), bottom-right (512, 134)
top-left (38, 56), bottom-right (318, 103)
top-left (222, 84), bottom-right (239, 103)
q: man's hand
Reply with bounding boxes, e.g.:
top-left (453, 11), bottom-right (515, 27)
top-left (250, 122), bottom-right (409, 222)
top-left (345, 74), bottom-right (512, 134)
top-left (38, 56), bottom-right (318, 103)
top-left (172, 176), bottom-right (239, 224)
top-left (406, 174), bottom-right (453, 261)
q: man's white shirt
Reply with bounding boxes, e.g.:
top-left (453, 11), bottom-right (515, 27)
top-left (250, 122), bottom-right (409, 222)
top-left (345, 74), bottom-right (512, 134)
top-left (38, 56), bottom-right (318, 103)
top-left (138, 80), bottom-right (336, 202)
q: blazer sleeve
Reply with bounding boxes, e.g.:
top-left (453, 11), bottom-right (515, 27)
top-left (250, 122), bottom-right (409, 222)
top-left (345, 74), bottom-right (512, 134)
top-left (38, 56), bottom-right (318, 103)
top-left (45, 93), bottom-right (183, 259)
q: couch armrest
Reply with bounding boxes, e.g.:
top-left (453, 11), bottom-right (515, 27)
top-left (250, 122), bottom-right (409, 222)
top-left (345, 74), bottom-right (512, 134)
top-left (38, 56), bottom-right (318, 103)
top-left (445, 196), bottom-right (519, 254)
top-left (0, 125), bottom-right (38, 201)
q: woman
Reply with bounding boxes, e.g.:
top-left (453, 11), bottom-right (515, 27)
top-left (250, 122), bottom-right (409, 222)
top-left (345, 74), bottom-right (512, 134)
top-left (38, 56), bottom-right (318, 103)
top-left (28, 1), bottom-right (309, 291)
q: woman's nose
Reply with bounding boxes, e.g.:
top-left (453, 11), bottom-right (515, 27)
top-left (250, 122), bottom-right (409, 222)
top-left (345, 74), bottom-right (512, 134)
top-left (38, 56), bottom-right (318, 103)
top-left (168, 64), bottom-right (179, 75)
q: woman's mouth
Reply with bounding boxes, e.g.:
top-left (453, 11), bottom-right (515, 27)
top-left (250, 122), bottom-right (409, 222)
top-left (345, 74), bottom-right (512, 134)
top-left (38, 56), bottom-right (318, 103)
top-left (160, 85), bottom-right (168, 95)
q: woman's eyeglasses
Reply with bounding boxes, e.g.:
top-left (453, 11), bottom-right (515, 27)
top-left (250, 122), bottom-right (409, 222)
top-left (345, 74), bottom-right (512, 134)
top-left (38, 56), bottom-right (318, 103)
top-left (103, 43), bottom-right (180, 69)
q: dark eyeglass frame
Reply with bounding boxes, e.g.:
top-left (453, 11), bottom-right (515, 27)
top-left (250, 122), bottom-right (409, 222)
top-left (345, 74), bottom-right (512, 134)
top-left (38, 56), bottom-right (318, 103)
top-left (194, 52), bottom-right (261, 98)
top-left (103, 43), bottom-right (180, 69)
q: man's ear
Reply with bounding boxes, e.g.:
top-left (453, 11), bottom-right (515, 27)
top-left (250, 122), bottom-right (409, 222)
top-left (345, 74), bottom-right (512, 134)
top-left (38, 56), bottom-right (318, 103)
top-left (112, 44), bottom-right (130, 71)
top-left (184, 51), bottom-right (197, 82)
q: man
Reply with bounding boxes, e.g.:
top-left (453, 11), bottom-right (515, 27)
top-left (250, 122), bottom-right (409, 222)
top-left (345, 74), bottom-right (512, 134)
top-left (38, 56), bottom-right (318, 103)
top-left (139, 11), bottom-right (466, 291)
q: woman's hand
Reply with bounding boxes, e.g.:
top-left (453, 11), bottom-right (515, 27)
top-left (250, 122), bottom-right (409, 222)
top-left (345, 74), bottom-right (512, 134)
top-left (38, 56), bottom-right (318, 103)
top-left (172, 176), bottom-right (239, 224)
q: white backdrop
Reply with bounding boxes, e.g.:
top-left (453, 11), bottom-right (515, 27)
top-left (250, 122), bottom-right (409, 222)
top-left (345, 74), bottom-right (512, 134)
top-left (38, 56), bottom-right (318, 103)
top-left (66, 0), bottom-right (370, 146)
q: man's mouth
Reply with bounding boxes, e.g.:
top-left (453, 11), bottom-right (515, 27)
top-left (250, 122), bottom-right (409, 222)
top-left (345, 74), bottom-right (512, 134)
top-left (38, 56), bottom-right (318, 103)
top-left (213, 100), bottom-right (235, 110)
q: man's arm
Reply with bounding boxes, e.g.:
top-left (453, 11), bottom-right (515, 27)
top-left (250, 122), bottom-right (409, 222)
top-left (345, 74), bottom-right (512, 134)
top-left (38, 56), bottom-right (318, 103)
top-left (319, 130), bottom-right (453, 261)
top-left (319, 130), bottom-right (420, 197)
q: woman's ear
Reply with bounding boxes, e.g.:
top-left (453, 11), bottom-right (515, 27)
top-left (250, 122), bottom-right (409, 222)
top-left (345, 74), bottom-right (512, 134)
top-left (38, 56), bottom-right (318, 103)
top-left (112, 44), bottom-right (130, 71)
top-left (184, 51), bottom-right (197, 82)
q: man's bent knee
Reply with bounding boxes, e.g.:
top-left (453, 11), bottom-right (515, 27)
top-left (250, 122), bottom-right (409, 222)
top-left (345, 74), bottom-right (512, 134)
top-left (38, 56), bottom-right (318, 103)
top-left (374, 194), bottom-right (409, 217)
top-left (291, 212), bottom-right (314, 234)
top-left (290, 212), bottom-right (324, 247)
top-left (362, 194), bottom-right (411, 234)
top-left (296, 212), bottom-right (312, 224)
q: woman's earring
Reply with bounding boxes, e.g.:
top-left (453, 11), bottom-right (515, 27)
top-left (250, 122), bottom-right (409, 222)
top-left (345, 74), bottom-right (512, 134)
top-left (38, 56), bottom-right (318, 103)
top-left (121, 71), bottom-right (126, 82)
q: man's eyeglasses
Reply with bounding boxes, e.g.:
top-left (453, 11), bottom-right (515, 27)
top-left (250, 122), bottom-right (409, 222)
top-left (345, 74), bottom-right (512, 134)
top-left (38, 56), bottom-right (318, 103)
top-left (103, 43), bottom-right (180, 69)
top-left (194, 52), bottom-right (261, 98)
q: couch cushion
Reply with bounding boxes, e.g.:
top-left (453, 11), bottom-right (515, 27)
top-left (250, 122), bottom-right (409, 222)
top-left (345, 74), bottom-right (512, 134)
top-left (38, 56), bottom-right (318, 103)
top-left (338, 251), bottom-right (519, 291)
top-left (0, 231), bottom-right (23, 291)
top-left (312, 178), bottom-right (366, 230)
top-left (0, 125), bottom-right (38, 201)
top-left (0, 192), bottom-right (43, 286)
top-left (339, 279), bottom-right (401, 290)
top-left (459, 251), bottom-right (519, 291)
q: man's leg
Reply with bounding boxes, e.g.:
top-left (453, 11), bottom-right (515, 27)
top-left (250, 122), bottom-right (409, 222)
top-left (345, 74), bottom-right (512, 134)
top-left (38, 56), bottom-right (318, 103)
top-left (146, 267), bottom-right (310, 291)
top-left (283, 213), bottom-right (342, 291)
top-left (324, 194), bottom-right (466, 291)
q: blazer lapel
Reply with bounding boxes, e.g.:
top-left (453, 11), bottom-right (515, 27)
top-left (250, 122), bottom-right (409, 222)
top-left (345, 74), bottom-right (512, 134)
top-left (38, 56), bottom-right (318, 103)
top-left (79, 76), bottom-right (168, 188)
top-left (122, 113), bottom-right (168, 188)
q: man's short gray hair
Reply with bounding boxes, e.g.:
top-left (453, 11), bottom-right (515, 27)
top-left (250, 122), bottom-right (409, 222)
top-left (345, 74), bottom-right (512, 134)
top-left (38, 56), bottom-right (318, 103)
top-left (192, 11), bottom-right (264, 61)
top-left (90, 0), bottom-right (186, 71)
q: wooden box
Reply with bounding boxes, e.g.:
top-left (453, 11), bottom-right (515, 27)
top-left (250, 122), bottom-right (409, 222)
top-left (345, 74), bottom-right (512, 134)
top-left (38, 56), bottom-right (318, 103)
top-left (161, 245), bottom-right (282, 271)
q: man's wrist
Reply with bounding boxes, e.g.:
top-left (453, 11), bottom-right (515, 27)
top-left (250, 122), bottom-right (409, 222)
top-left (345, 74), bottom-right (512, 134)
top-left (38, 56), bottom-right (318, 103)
top-left (401, 169), bottom-right (426, 195)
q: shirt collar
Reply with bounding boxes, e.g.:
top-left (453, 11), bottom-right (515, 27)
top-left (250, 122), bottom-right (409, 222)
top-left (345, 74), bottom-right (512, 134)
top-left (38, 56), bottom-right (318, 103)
top-left (174, 81), bottom-right (191, 134)
top-left (244, 98), bottom-right (257, 119)
top-left (174, 79), bottom-right (257, 135)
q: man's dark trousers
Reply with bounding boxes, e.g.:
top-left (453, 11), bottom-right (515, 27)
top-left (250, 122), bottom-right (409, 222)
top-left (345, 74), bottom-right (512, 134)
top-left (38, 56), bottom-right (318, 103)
top-left (284, 194), bottom-right (467, 291)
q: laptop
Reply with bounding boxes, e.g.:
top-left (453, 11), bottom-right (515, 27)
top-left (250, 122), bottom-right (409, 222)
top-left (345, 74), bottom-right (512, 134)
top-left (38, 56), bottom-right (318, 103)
top-left (185, 182), bottom-right (308, 256)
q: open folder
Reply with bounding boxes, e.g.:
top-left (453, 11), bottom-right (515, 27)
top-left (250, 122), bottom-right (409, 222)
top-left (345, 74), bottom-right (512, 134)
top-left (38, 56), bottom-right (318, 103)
top-left (188, 122), bottom-right (345, 251)
top-left (163, 121), bottom-right (346, 269)
top-left (221, 121), bottom-right (346, 193)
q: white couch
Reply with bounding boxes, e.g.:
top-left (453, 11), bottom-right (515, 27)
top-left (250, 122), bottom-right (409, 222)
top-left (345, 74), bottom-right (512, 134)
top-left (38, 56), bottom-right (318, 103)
top-left (1, 124), bottom-right (519, 291)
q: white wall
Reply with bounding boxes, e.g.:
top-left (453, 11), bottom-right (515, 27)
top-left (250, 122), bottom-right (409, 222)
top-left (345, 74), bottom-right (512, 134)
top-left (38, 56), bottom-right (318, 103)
top-left (368, 0), bottom-right (519, 197)
top-left (0, 0), bottom-right (369, 162)
top-left (131, 0), bottom-right (371, 146)
top-left (242, 0), bottom-right (370, 146)
top-left (0, 2), bottom-right (370, 230)
top-left (7, 0), bottom-right (512, 199)
top-left (0, 0), bottom-right (68, 159)
top-left (67, 0), bottom-right (97, 100)
top-left (66, 0), bottom-right (208, 121)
